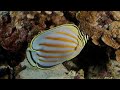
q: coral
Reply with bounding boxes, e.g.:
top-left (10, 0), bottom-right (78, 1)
top-left (76, 11), bottom-right (120, 62)
top-left (102, 30), bottom-right (120, 49)
top-left (0, 27), bottom-right (28, 52)
top-left (0, 11), bottom-right (120, 79)
top-left (111, 11), bottom-right (120, 20)
top-left (51, 13), bottom-right (69, 26)
top-left (0, 11), bottom-right (70, 52)
top-left (115, 49), bottom-right (120, 62)
top-left (53, 11), bottom-right (64, 16)
top-left (107, 60), bottom-right (120, 79)
top-left (91, 29), bottom-right (104, 46)
top-left (109, 21), bottom-right (120, 30)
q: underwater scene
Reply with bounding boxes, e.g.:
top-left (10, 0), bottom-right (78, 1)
top-left (0, 11), bottom-right (120, 79)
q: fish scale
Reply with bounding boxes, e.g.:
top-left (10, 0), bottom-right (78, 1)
top-left (26, 24), bottom-right (88, 69)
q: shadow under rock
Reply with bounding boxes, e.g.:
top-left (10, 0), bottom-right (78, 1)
top-left (63, 39), bottom-right (109, 78)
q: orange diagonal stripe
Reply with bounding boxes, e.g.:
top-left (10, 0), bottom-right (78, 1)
top-left (37, 49), bottom-right (74, 53)
top-left (56, 31), bottom-right (78, 40)
top-left (39, 43), bottom-right (76, 48)
top-left (37, 53), bottom-right (67, 59)
top-left (45, 36), bottom-right (78, 44)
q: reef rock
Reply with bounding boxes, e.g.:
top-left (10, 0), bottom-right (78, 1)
top-left (17, 58), bottom-right (73, 79)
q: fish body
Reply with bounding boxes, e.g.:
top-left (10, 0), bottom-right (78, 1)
top-left (26, 24), bottom-right (88, 69)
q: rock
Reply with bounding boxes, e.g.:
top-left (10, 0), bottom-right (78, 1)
top-left (107, 60), bottom-right (120, 79)
top-left (74, 69), bottom-right (84, 79)
top-left (17, 58), bottom-right (74, 79)
top-left (87, 65), bottom-right (113, 79)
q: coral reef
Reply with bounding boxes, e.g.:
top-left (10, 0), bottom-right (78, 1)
top-left (0, 11), bottom-right (76, 53)
top-left (76, 11), bottom-right (120, 61)
top-left (107, 60), bottom-right (120, 79)
top-left (0, 11), bottom-right (120, 79)
top-left (16, 59), bottom-right (70, 79)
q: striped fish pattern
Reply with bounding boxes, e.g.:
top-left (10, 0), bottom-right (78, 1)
top-left (26, 24), bottom-right (88, 69)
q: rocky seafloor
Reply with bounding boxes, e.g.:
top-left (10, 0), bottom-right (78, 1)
top-left (0, 11), bottom-right (120, 79)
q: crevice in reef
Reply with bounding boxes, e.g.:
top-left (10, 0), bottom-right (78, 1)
top-left (63, 39), bottom-right (109, 78)
top-left (63, 11), bottom-right (80, 25)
